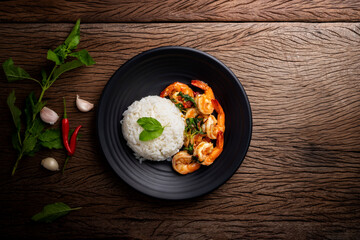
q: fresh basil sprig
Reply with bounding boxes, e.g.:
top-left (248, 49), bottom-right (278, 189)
top-left (178, 91), bottom-right (196, 107)
top-left (31, 202), bottom-right (81, 223)
top-left (3, 19), bottom-right (95, 175)
top-left (137, 117), bottom-right (165, 141)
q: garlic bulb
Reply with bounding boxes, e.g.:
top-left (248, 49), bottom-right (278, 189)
top-left (41, 157), bottom-right (60, 171)
top-left (76, 95), bottom-right (94, 112)
top-left (40, 107), bottom-right (59, 125)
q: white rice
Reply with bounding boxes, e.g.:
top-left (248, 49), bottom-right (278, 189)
top-left (121, 96), bottom-right (185, 161)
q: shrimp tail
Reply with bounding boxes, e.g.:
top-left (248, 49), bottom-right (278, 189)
top-left (211, 99), bottom-right (225, 132)
top-left (191, 80), bottom-right (209, 91)
top-left (202, 131), bottom-right (224, 166)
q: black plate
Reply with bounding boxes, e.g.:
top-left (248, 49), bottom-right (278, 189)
top-left (97, 46), bottom-right (252, 200)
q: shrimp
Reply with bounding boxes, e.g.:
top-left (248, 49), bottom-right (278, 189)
top-left (184, 133), bottom-right (210, 148)
top-left (194, 131), bottom-right (224, 166)
top-left (172, 151), bottom-right (201, 175)
top-left (185, 107), bottom-right (199, 119)
top-left (160, 82), bottom-right (194, 99)
top-left (191, 80), bottom-right (215, 115)
top-left (202, 99), bottom-right (225, 139)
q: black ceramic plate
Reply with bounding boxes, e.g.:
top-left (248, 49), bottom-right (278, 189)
top-left (97, 46), bottom-right (252, 200)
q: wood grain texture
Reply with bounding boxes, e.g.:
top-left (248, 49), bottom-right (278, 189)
top-left (1, 0), bottom-right (360, 23)
top-left (0, 22), bottom-right (359, 239)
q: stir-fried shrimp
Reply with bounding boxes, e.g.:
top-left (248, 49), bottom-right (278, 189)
top-left (194, 141), bottom-right (214, 163)
top-left (161, 80), bottom-right (225, 174)
top-left (160, 82), bottom-right (194, 98)
top-left (191, 80), bottom-right (215, 115)
top-left (202, 99), bottom-right (225, 139)
top-left (184, 133), bottom-right (210, 148)
top-left (172, 151), bottom-right (201, 175)
top-left (202, 115), bottom-right (217, 139)
top-left (185, 108), bottom-right (199, 119)
top-left (195, 131), bottom-right (224, 166)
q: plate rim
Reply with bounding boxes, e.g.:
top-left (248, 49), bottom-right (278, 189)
top-left (96, 46), bottom-right (253, 200)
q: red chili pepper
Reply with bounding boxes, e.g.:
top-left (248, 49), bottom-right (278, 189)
top-left (68, 125), bottom-right (82, 156)
top-left (62, 98), bottom-right (72, 155)
top-left (61, 98), bottom-right (82, 173)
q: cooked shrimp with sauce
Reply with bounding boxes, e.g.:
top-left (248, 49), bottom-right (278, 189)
top-left (160, 80), bottom-right (225, 174)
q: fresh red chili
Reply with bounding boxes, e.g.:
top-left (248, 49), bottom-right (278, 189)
top-left (68, 125), bottom-right (82, 156)
top-left (61, 98), bottom-right (82, 173)
top-left (62, 98), bottom-right (72, 155)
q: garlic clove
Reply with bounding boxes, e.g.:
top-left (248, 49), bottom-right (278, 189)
top-left (41, 157), bottom-right (60, 171)
top-left (76, 94), bottom-right (94, 112)
top-left (40, 107), bottom-right (59, 125)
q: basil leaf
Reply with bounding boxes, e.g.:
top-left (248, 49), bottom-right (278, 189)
top-left (39, 129), bottom-right (63, 149)
top-left (139, 128), bottom-right (164, 141)
top-left (11, 132), bottom-right (21, 152)
top-left (29, 118), bottom-right (45, 136)
top-left (39, 129), bottom-right (61, 142)
top-left (22, 134), bottom-right (37, 154)
top-left (27, 143), bottom-right (42, 157)
top-left (47, 49), bottom-right (61, 65)
top-left (24, 93), bottom-right (34, 128)
top-left (41, 68), bottom-right (47, 84)
top-left (137, 117), bottom-right (162, 131)
top-left (64, 19), bottom-right (80, 50)
top-left (53, 60), bottom-right (84, 80)
top-left (2, 58), bottom-right (32, 82)
top-left (69, 49), bottom-right (95, 66)
top-left (179, 92), bottom-right (196, 106)
top-left (31, 202), bottom-right (81, 223)
top-left (7, 90), bottom-right (22, 133)
top-left (40, 139), bottom-right (63, 149)
top-left (53, 44), bottom-right (69, 64)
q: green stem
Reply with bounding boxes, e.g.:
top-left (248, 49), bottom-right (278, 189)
top-left (17, 132), bottom-right (22, 147)
top-left (70, 207), bottom-right (82, 211)
top-left (46, 65), bottom-right (57, 88)
top-left (12, 152), bottom-right (23, 176)
top-left (62, 155), bottom-right (71, 174)
top-left (37, 87), bottom-right (46, 104)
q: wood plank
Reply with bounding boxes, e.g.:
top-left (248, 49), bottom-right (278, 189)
top-left (0, 22), bottom-right (359, 239)
top-left (0, 0), bottom-right (360, 23)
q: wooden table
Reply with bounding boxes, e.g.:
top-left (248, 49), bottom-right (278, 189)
top-left (1, 1), bottom-right (359, 239)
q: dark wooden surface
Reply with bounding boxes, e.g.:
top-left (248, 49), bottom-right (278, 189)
top-left (0, 1), bottom-right (360, 240)
top-left (1, 0), bottom-right (360, 22)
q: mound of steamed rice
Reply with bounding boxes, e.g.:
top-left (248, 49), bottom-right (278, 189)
top-left (121, 96), bottom-right (185, 161)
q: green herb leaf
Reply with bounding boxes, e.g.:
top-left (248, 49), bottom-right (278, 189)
top-left (2, 58), bottom-right (32, 82)
top-left (139, 128), bottom-right (164, 141)
top-left (70, 49), bottom-right (95, 66)
top-left (53, 44), bottom-right (69, 64)
top-left (40, 139), bottom-right (63, 149)
top-left (7, 90), bottom-right (22, 133)
top-left (22, 134), bottom-right (37, 154)
top-left (179, 92), bottom-right (196, 106)
top-left (185, 117), bottom-right (205, 135)
top-left (47, 49), bottom-right (61, 65)
top-left (31, 202), bottom-right (81, 223)
top-left (11, 132), bottom-right (21, 152)
top-left (137, 117), bottom-right (163, 131)
top-left (29, 118), bottom-right (45, 136)
top-left (39, 129), bottom-right (61, 142)
top-left (27, 143), bottom-right (42, 157)
top-left (184, 143), bottom-right (194, 155)
top-left (39, 129), bottom-right (63, 149)
top-left (38, 129), bottom-right (60, 142)
top-left (175, 103), bottom-right (185, 113)
top-left (53, 60), bottom-right (84, 81)
top-left (64, 19), bottom-right (81, 50)
top-left (41, 69), bottom-right (47, 86)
